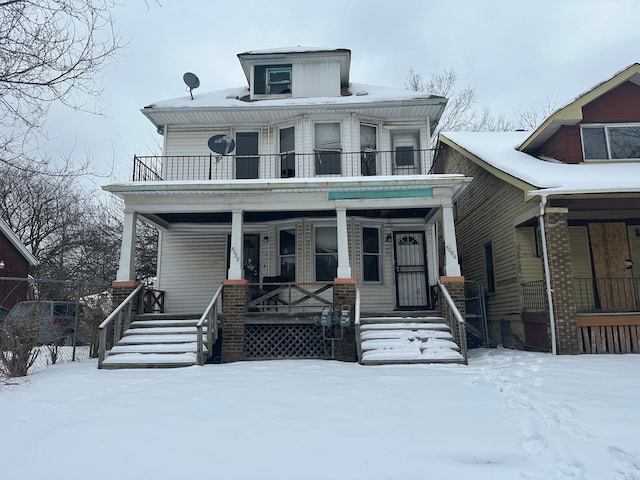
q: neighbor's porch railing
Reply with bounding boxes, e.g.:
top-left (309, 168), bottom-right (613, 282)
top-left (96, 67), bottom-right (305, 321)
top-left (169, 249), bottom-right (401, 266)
top-left (574, 277), bottom-right (640, 313)
top-left (436, 278), bottom-right (468, 364)
top-left (196, 283), bottom-right (223, 365)
top-left (247, 280), bottom-right (334, 313)
top-left (521, 280), bottom-right (548, 312)
top-left (97, 283), bottom-right (145, 368)
top-left (132, 149), bottom-right (434, 182)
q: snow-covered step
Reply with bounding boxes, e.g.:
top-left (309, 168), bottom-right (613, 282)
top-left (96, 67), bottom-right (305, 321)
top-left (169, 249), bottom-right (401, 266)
top-left (130, 319), bottom-right (199, 328)
top-left (358, 315), bottom-right (465, 365)
top-left (123, 326), bottom-right (198, 335)
top-left (101, 352), bottom-right (198, 369)
top-left (110, 342), bottom-right (202, 354)
top-left (117, 333), bottom-right (200, 344)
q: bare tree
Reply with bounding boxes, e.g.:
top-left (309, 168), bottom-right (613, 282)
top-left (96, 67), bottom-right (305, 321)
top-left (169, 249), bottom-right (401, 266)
top-left (0, 0), bottom-right (121, 169)
top-left (516, 96), bottom-right (560, 130)
top-left (405, 67), bottom-right (513, 137)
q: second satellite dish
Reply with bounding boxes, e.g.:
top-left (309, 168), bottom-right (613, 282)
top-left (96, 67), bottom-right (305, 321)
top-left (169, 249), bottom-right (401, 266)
top-left (183, 72), bottom-right (200, 99)
top-left (208, 135), bottom-right (235, 155)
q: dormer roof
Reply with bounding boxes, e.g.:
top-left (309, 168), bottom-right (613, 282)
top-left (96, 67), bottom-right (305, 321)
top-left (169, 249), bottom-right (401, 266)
top-left (518, 63), bottom-right (640, 153)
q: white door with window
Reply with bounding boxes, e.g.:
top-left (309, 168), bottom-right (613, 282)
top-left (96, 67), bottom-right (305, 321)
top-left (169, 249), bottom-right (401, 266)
top-left (393, 231), bottom-right (429, 309)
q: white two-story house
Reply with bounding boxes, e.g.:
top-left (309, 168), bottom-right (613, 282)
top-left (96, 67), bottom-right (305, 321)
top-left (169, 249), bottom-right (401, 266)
top-left (102, 47), bottom-right (471, 366)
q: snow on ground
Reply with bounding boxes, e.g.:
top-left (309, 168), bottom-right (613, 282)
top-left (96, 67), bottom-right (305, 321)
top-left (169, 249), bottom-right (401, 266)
top-left (1, 348), bottom-right (639, 480)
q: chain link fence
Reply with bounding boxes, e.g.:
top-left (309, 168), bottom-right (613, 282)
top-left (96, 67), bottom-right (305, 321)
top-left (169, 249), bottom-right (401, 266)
top-left (0, 277), bottom-right (111, 378)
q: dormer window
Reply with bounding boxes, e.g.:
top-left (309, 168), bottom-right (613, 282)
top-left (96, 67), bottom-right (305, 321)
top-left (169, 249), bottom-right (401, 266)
top-left (582, 124), bottom-right (640, 160)
top-left (254, 64), bottom-right (292, 96)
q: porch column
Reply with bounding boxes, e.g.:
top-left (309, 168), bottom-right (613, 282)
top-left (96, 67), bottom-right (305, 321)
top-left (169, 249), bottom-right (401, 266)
top-left (116, 211), bottom-right (137, 281)
top-left (441, 204), bottom-right (461, 277)
top-left (336, 207), bottom-right (352, 278)
top-left (228, 210), bottom-right (244, 280)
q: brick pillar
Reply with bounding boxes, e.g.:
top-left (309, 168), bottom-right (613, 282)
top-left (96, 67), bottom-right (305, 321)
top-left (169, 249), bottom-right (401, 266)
top-left (438, 276), bottom-right (466, 345)
top-left (544, 210), bottom-right (580, 354)
top-left (331, 278), bottom-right (357, 362)
top-left (221, 279), bottom-right (248, 363)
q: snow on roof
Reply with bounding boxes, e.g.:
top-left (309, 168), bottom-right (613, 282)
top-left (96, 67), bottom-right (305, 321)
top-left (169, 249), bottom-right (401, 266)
top-left (145, 82), bottom-right (445, 110)
top-left (238, 46), bottom-right (349, 55)
top-left (441, 131), bottom-right (640, 196)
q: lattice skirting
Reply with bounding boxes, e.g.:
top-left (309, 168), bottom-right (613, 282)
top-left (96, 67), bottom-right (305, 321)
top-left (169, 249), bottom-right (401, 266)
top-left (244, 324), bottom-right (326, 359)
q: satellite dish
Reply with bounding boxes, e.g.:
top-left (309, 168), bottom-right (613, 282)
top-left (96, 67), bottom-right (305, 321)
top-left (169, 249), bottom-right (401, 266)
top-left (183, 72), bottom-right (200, 99)
top-left (208, 134), bottom-right (235, 155)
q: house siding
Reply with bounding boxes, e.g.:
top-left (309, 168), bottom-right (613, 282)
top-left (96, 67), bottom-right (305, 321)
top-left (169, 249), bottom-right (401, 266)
top-left (293, 61), bottom-right (341, 98)
top-left (439, 149), bottom-right (538, 347)
top-left (582, 81), bottom-right (640, 122)
top-left (536, 125), bottom-right (583, 164)
top-left (0, 233), bottom-right (31, 309)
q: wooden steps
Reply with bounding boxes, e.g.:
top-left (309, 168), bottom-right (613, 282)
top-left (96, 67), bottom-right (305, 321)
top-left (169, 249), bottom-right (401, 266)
top-left (101, 315), bottom-right (206, 369)
top-left (358, 315), bottom-right (465, 365)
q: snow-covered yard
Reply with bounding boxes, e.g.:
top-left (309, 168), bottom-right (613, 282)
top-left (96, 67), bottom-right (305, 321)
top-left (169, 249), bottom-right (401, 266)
top-left (1, 349), bottom-right (639, 479)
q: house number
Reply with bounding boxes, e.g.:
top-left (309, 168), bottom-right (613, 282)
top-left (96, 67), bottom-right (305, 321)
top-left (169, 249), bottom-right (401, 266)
top-left (231, 246), bottom-right (240, 263)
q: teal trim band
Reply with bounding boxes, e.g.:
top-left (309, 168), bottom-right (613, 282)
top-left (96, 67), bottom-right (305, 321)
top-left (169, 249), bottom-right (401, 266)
top-left (328, 188), bottom-right (433, 200)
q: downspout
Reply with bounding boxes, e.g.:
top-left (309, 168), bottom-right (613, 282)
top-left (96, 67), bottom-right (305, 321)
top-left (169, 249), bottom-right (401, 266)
top-left (538, 195), bottom-right (557, 355)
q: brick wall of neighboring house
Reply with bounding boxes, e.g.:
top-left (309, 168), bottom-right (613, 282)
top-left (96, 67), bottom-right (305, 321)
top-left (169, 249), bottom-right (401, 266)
top-left (221, 280), bottom-right (248, 363)
top-left (0, 234), bottom-right (31, 309)
top-left (332, 278), bottom-right (357, 362)
top-left (544, 210), bottom-right (580, 354)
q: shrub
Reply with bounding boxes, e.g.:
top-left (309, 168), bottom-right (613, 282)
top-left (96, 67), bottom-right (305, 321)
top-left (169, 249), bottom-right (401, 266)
top-left (0, 318), bottom-right (40, 377)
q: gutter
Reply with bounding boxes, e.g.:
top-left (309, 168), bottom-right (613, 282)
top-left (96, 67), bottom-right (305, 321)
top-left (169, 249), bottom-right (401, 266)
top-left (538, 194), bottom-right (557, 355)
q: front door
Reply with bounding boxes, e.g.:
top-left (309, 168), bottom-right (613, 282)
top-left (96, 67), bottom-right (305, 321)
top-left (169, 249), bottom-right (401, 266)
top-left (393, 231), bottom-right (429, 309)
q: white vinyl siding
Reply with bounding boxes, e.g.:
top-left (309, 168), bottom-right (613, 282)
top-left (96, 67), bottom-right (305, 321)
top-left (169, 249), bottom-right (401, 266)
top-left (293, 61), bottom-right (340, 98)
top-left (157, 230), bottom-right (227, 314)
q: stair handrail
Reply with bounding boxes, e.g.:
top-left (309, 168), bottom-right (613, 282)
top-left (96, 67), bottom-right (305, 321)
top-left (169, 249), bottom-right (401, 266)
top-left (97, 283), bottom-right (145, 368)
top-left (354, 287), bottom-right (362, 363)
top-left (436, 278), bottom-right (468, 364)
top-left (196, 283), bottom-right (224, 365)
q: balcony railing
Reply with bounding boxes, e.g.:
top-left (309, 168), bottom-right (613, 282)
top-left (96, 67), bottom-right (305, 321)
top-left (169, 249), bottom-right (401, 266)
top-left (132, 149), bottom-right (434, 182)
top-left (522, 278), bottom-right (640, 314)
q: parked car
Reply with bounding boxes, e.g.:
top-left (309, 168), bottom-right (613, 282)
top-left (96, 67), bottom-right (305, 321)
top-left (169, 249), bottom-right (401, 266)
top-left (3, 300), bottom-right (92, 346)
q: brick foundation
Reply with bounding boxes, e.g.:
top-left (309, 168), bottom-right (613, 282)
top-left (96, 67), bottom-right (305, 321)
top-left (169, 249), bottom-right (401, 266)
top-left (545, 211), bottom-right (580, 354)
top-left (221, 280), bottom-right (248, 363)
top-left (331, 278), bottom-right (357, 362)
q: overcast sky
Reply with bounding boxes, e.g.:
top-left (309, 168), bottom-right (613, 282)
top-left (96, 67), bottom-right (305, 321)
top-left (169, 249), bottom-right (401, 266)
top-left (40, 0), bottom-right (640, 184)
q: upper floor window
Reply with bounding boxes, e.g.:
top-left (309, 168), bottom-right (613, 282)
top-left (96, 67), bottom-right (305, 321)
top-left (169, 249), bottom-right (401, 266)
top-left (392, 130), bottom-right (420, 175)
top-left (279, 126), bottom-right (295, 178)
top-left (582, 124), bottom-right (640, 160)
top-left (314, 122), bottom-right (341, 175)
top-left (254, 65), bottom-right (292, 95)
top-left (360, 124), bottom-right (377, 176)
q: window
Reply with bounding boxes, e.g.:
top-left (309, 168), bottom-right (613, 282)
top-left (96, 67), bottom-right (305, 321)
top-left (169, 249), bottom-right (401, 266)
top-left (315, 226), bottom-right (337, 281)
top-left (582, 124), bottom-right (640, 160)
top-left (485, 243), bottom-right (495, 293)
top-left (391, 131), bottom-right (420, 174)
top-left (360, 124), bottom-right (377, 176)
top-left (314, 123), bottom-right (341, 175)
top-left (278, 228), bottom-right (296, 281)
top-left (279, 126), bottom-right (295, 178)
top-left (254, 65), bottom-right (292, 95)
top-left (235, 132), bottom-right (259, 179)
top-left (362, 227), bottom-right (381, 282)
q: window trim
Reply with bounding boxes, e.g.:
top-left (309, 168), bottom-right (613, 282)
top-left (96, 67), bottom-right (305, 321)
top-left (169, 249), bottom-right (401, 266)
top-left (581, 123), bottom-right (640, 161)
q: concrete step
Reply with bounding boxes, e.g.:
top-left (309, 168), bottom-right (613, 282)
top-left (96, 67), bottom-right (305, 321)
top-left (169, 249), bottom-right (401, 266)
top-left (100, 352), bottom-right (198, 369)
top-left (117, 333), bottom-right (200, 344)
top-left (110, 342), bottom-right (204, 355)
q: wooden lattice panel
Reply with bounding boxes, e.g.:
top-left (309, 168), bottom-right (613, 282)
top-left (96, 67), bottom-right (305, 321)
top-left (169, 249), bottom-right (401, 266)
top-left (244, 324), bottom-right (326, 359)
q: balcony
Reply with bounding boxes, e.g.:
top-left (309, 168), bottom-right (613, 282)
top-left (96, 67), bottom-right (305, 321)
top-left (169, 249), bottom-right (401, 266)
top-left (132, 149), bottom-right (434, 182)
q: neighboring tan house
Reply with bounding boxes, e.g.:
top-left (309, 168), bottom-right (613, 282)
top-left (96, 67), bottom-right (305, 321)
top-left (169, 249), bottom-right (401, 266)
top-left (101, 47), bottom-right (472, 368)
top-left (434, 63), bottom-right (640, 355)
top-left (0, 218), bottom-right (38, 310)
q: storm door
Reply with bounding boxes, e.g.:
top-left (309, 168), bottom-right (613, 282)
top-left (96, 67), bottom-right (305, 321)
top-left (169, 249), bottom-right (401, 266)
top-left (393, 231), bottom-right (429, 309)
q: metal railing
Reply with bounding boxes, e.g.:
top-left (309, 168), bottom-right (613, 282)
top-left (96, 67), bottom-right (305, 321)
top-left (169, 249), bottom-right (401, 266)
top-left (132, 149), bottom-right (434, 182)
top-left (97, 283), bottom-right (145, 368)
top-left (436, 278), bottom-right (468, 364)
top-left (521, 280), bottom-right (548, 312)
top-left (575, 277), bottom-right (640, 313)
top-left (247, 281), bottom-right (334, 313)
top-left (196, 283), bottom-right (223, 365)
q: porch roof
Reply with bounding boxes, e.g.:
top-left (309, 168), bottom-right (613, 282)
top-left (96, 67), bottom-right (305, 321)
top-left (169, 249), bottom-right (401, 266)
top-left (103, 174), bottom-right (471, 224)
top-left (438, 131), bottom-right (640, 197)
